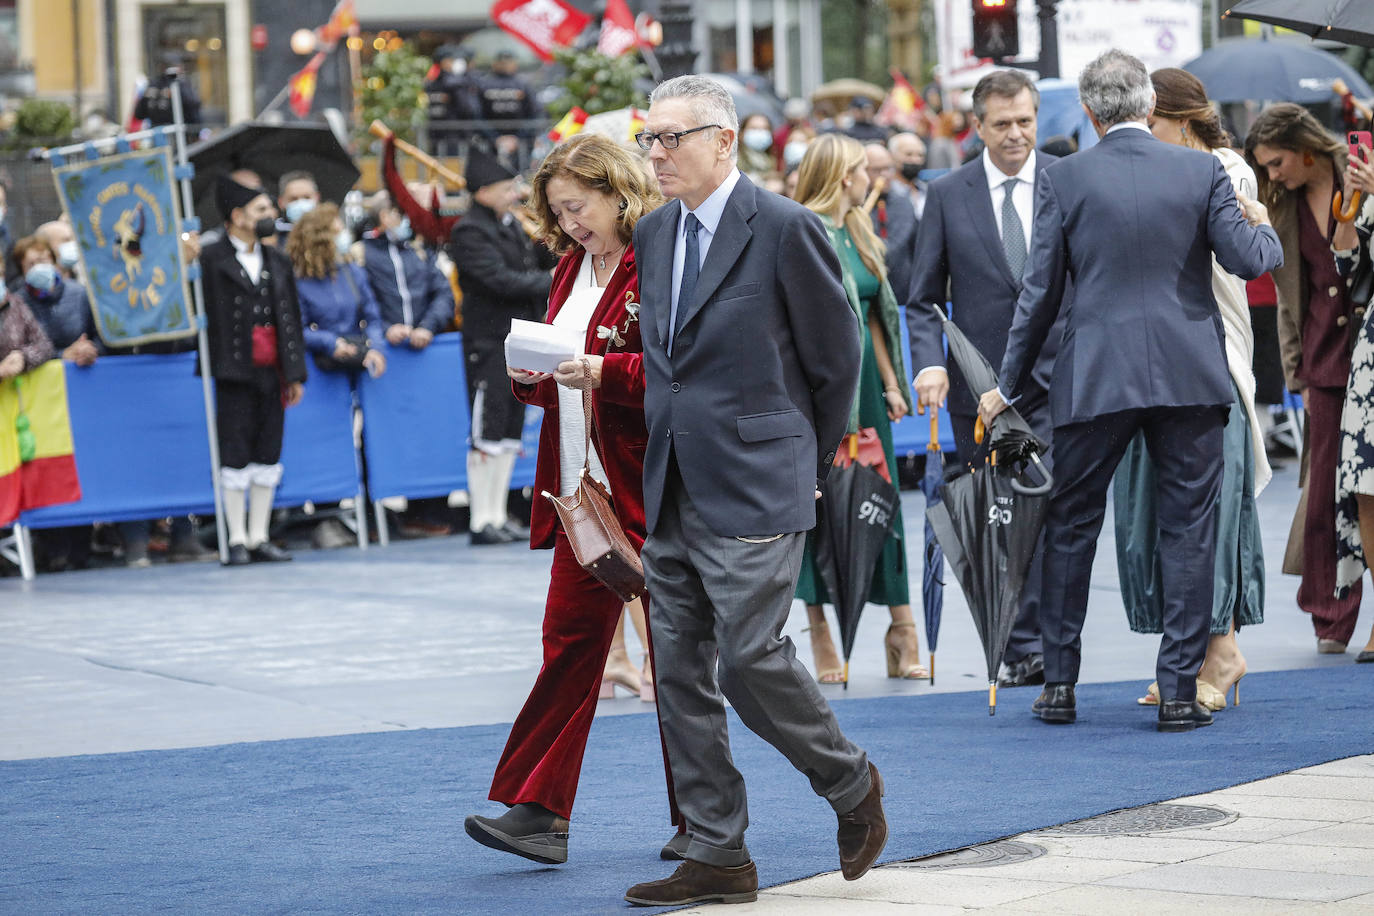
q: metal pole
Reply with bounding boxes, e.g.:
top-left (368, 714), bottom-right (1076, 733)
top-left (72, 0), bottom-right (83, 118)
top-left (170, 76), bottom-right (229, 565)
top-left (1036, 0), bottom-right (1060, 79)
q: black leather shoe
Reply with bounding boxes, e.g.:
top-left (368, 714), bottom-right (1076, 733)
top-left (249, 542), bottom-right (293, 562)
top-left (661, 832), bottom-right (690, 860)
top-left (224, 544), bottom-right (251, 566)
top-left (470, 525), bottom-right (513, 546)
top-left (1158, 698), bottom-right (1214, 732)
top-left (1356, 650), bottom-right (1374, 664)
top-left (465, 803), bottom-right (569, 865)
top-left (501, 519), bottom-right (531, 541)
top-left (625, 860), bottom-right (758, 906)
top-left (1031, 683), bottom-right (1076, 723)
top-left (998, 653), bottom-right (1046, 688)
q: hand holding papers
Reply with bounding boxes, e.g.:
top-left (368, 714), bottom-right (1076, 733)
top-left (505, 318), bottom-right (581, 374)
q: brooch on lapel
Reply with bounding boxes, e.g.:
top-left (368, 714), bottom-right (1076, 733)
top-left (620, 291), bottom-right (639, 337)
top-left (596, 325), bottom-right (626, 348)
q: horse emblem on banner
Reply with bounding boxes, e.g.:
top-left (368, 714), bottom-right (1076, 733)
top-left (52, 146), bottom-right (195, 346)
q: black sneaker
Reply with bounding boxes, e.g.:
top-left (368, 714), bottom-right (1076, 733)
top-left (224, 544), bottom-right (251, 566)
top-left (470, 525), bottom-right (513, 546)
top-left (465, 803), bottom-right (569, 864)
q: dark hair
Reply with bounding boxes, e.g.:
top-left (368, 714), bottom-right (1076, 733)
top-left (1149, 68), bottom-right (1230, 150)
top-left (971, 69), bottom-right (1040, 121)
top-left (1244, 102), bottom-right (1347, 209)
top-left (278, 170), bottom-right (318, 194)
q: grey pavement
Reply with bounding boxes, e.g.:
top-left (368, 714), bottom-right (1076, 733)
top-left (4, 458), bottom-right (1374, 911)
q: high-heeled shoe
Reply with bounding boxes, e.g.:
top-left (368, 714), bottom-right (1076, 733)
top-left (639, 653), bottom-right (655, 703)
top-left (885, 622), bottom-right (929, 680)
top-left (1197, 679), bottom-right (1226, 712)
top-left (600, 646), bottom-right (642, 698)
top-left (805, 624), bottom-right (845, 684)
top-left (1212, 673), bottom-right (1244, 707)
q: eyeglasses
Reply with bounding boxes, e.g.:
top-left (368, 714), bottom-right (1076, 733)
top-left (635, 124), bottom-right (722, 151)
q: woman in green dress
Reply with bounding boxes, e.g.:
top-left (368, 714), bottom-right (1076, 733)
top-left (793, 133), bottom-right (923, 683)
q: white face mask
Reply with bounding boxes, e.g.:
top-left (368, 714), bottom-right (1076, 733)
top-left (58, 241), bottom-right (80, 268)
top-left (742, 128), bottom-right (773, 152)
top-left (449, 59), bottom-right (467, 76)
top-left (783, 142), bottom-right (809, 167)
top-left (335, 229), bottom-right (353, 257)
top-left (0, 206), bottom-right (7, 224)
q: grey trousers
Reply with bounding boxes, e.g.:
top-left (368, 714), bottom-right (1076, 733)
top-left (643, 469), bottom-right (873, 867)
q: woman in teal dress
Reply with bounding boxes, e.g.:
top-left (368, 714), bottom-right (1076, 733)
top-left (793, 133), bottom-right (922, 683)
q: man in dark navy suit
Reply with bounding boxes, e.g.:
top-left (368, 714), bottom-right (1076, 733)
top-left (980, 49), bottom-right (1282, 732)
top-left (906, 68), bottom-right (1060, 689)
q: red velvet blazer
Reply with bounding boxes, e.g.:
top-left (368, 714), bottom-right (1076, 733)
top-left (513, 245), bottom-right (647, 551)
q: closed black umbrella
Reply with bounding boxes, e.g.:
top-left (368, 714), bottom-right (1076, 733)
top-left (187, 122), bottom-right (360, 229)
top-left (920, 413), bottom-right (945, 684)
top-left (813, 455), bottom-right (899, 686)
top-left (1181, 36), bottom-right (1374, 104)
top-left (1224, 0), bottom-right (1374, 49)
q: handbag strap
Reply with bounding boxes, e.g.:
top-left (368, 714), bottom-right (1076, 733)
top-left (579, 358), bottom-right (596, 475)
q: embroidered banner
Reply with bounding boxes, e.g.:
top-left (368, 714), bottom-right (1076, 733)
top-left (52, 146), bottom-right (196, 346)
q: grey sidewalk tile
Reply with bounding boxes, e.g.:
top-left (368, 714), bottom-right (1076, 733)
top-left (1026, 834), bottom-right (1248, 864)
top-left (679, 893), bottom-right (966, 915)
top-left (774, 869), bottom-right (1071, 907)
top-left (1175, 792), bottom-right (1374, 822)
top-left (1279, 822), bottom-right (1374, 848)
top-left (1009, 884), bottom-right (1321, 915)
top-left (912, 853), bottom-right (1152, 883)
top-left (1162, 816), bottom-right (1339, 843)
top-left (1293, 758), bottom-right (1374, 779)
top-left (1100, 862), bottom-right (1374, 902)
top-left (1229, 774), bottom-right (1374, 802)
top-left (1187, 842), bottom-right (1374, 877)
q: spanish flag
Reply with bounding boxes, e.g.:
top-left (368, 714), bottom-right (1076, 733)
top-left (288, 52), bottom-right (327, 119)
top-left (548, 106), bottom-right (588, 143)
top-left (0, 361), bottom-right (81, 526)
top-left (877, 67), bottom-right (927, 131)
top-left (628, 108), bottom-right (647, 145)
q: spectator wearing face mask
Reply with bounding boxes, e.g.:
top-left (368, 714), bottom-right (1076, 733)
top-left (782, 123), bottom-right (818, 171)
top-left (773, 97), bottom-right (814, 169)
top-left (361, 194), bottom-right (454, 351)
top-left (427, 46), bottom-right (480, 156)
top-left (35, 219), bottom-right (82, 282)
top-left (888, 131), bottom-right (929, 221)
top-left (12, 236), bottom-right (101, 368)
top-left (277, 170), bottom-right (321, 235)
top-left (738, 114), bottom-right (778, 181)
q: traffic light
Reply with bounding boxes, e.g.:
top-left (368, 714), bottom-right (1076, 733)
top-left (972, 0), bottom-right (1019, 60)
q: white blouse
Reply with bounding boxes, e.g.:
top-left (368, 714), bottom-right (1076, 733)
top-left (554, 254), bottom-right (611, 496)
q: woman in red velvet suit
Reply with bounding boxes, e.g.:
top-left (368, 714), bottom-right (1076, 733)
top-left (464, 133), bottom-right (680, 865)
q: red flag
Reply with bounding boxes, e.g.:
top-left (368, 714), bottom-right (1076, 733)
top-left (491, 0), bottom-right (591, 63)
top-left (288, 53), bottom-right (326, 118)
top-left (877, 67), bottom-right (928, 131)
top-left (318, 0), bottom-right (358, 48)
top-left (598, 0), bottom-right (642, 56)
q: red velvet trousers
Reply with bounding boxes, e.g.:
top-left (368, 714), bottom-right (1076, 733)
top-left (1298, 386), bottom-right (1363, 642)
top-left (488, 531), bottom-right (678, 823)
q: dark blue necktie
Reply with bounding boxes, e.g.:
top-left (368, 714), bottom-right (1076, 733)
top-left (671, 214), bottom-right (700, 354)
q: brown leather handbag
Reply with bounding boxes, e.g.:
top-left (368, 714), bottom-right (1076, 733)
top-left (542, 359), bottom-right (645, 601)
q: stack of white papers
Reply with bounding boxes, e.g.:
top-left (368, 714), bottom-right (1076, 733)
top-left (505, 318), bottom-right (581, 373)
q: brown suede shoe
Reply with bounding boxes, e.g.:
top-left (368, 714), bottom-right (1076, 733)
top-left (624, 859), bottom-right (758, 906)
top-left (837, 761), bottom-right (887, 880)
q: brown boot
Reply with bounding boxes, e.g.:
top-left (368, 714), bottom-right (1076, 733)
top-left (624, 859), bottom-right (758, 906)
top-left (837, 762), bottom-right (887, 880)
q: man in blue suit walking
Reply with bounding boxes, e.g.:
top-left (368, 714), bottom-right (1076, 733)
top-left (980, 49), bottom-right (1282, 732)
top-left (907, 68), bottom-right (1061, 688)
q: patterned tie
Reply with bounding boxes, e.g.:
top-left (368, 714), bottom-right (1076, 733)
top-left (671, 214), bottom-right (701, 354)
top-left (1001, 177), bottom-right (1027, 281)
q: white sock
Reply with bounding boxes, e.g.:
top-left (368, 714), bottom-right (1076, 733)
top-left (467, 451), bottom-right (495, 532)
top-left (490, 450), bottom-right (517, 528)
top-left (247, 484), bottom-right (276, 548)
top-left (224, 488), bottom-right (248, 547)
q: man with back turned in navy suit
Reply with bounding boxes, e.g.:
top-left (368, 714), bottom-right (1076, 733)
top-left (906, 68), bottom-right (1060, 690)
top-left (979, 49), bottom-right (1282, 732)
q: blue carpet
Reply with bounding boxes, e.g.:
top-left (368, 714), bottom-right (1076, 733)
top-left (4, 665), bottom-right (1374, 914)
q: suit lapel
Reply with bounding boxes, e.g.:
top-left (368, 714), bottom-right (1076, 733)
top-left (652, 206), bottom-right (678, 349)
top-left (213, 243), bottom-right (257, 293)
top-left (963, 164), bottom-right (1017, 288)
top-left (675, 178), bottom-right (756, 336)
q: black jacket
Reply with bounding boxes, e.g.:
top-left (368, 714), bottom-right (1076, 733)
top-left (449, 204), bottom-right (554, 347)
top-left (199, 236), bottom-right (308, 385)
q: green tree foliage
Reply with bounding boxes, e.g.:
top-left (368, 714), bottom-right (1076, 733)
top-left (7, 99), bottom-right (76, 149)
top-left (359, 43), bottom-right (431, 144)
top-left (546, 48), bottom-right (650, 121)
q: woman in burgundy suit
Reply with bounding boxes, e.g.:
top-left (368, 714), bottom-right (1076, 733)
top-left (464, 133), bottom-right (679, 865)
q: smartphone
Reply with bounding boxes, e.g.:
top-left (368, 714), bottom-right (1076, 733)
top-left (1350, 130), bottom-right (1373, 163)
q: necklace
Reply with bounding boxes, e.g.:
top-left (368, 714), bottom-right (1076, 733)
top-left (597, 244), bottom-right (626, 271)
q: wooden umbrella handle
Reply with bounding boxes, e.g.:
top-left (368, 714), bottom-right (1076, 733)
top-left (369, 119), bottom-right (466, 189)
top-left (1333, 188), bottom-right (1363, 224)
top-left (862, 176), bottom-right (886, 214)
top-left (928, 412), bottom-right (940, 453)
top-left (974, 414), bottom-right (985, 445)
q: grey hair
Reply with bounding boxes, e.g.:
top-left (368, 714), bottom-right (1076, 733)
top-left (1079, 49), bottom-right (1154, 127)
top-left (650, 75), bottom-right (739, 159)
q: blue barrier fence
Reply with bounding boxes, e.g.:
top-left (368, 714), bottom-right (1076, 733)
top-left (18, 318), bottom-right (955, 530)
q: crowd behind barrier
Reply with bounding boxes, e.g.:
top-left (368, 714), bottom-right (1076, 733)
top-left (6, 319), bottom-right (950, 543)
